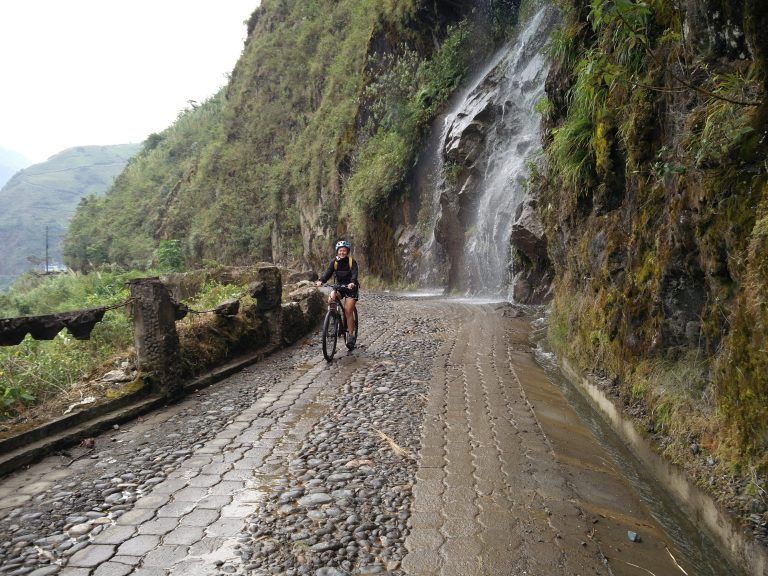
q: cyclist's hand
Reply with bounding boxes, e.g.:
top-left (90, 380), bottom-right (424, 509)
top-left (347, 283), bottom-right (355, 289)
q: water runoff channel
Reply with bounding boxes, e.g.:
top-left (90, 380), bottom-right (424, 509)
top-left (402, 289), bottom-right (740, 574)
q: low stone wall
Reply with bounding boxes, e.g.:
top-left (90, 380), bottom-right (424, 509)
top-left (161, 264), bottom-right (282, 305)
top-left (281, 282), bottom-right (326, 344)
top-left (137, 266), bottom-right (324, 387)
top-left (0, 266), bottom-right (326, 474)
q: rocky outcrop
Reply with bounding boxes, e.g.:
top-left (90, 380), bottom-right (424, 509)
top-left (509, 198), bottom-right (552, 303)
top-left (510, 199), bottom-right (546, 262)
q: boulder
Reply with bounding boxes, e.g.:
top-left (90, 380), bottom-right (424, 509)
top-left (213, 299), bottom-right (240, 317)
top-left (289, 286), bottom-right (325, 325)
top-left (252, 265), bottom-right (282, 310)
top-left (510, 199), bottom-right (547, 263)
top-left (444, 89), bottom-right (498, 166)
top-left (100, 369), bottom-right (133, 383)
top-left (287, 270), bottom-right (317, 283)
top-left (280, 302), bottom-right (306, 344)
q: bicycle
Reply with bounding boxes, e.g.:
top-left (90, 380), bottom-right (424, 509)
top-left (321, 284), bottom-right (359, 362)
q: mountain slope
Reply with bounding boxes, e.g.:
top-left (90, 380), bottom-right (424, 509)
top-left (0, 144), bottom-right (139, 289)
top-left (0, 147), bottom-right (30, 189)
top-left (63, 0), bottom-right (515, 275)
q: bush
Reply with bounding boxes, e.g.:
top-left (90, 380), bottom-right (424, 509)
top-left (0, 269), bottom-right (146, 420)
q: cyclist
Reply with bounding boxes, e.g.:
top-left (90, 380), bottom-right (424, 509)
top-left (316, 240), bottom-right (359, 347)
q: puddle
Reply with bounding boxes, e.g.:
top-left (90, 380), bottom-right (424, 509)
top-left (399, 290), bottom-right (444, 298)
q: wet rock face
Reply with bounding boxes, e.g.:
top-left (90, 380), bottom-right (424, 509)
top-left (425, 6), bottom-right (561, 298)
top-left (510, 199), bottom-right (546, 263)
top-left (687, 0), bottom-right (752, 61)
top-left (444, 90), bottom-right (499, 167)
top-left (434, 77), bottom-right (502, 293)
top-left (509, 198), bottom-right (552, 303)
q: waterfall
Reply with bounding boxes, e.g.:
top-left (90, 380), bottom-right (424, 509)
top-left (417, 4), bottom-right (559, 298)
top-left (411, 46), bottom-right (511, 288)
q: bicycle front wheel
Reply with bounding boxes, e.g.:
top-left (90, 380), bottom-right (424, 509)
top-left (322, 311), bottom-right (338, 361)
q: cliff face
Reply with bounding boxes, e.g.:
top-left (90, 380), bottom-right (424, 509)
top-left (533, 0), bottom-right (768, 484)
top-left (410, 5), bottom-right (558, 298)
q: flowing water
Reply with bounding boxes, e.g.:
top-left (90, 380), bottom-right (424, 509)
top-left (416, 5), bottom-right (558, 297)
top-left (460, 5), bottom-right (557, 295)
top-left (531, 322), bottom-right (742, 575)
top-left (413, 46), bottom-right (511, 287)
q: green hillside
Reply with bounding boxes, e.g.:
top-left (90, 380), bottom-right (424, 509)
top-left (63, 0), bottom-right (515, 275)
top-left (0, 144), bottom-right (139, 289)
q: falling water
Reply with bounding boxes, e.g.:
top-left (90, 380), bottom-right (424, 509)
top-left (416, 5), bottom-right (559, 296)
top-left (413, 46), bottom-right (511, 287)
top-left (461, 5), bottom-right (558, 296)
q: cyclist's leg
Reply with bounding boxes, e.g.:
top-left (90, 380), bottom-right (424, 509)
top-left (344, 296), bottom-right (356, 336)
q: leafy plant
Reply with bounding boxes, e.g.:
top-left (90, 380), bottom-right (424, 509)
top-left (155, 240), bottom-right (185, 272)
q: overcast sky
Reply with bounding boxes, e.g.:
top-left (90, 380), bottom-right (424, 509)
top-left (0, 1), bottom-right (258, 164)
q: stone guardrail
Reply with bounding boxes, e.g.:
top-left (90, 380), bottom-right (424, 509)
top-left (0, 306), bottom-right (115, 346)
top-left (1, 265), bottom-right (325, 401)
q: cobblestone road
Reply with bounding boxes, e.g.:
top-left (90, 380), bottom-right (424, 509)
top-left (0, 295), bottom-right (708, 576)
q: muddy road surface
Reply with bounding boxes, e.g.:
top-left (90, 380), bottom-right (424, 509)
top-left (0, 294), bottom-right (736, 575)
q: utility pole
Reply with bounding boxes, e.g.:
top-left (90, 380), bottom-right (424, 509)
top-left (45, 225), bottom-right (49, 274)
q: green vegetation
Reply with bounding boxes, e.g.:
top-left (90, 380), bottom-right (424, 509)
top-left (0, 144), bottom-right (139, 289)
top-left (0, 270), bottom-right (138, 419)
top-left (343, 20), bottom-right (475, 238)
top-left (155, 240), bottom-right (185, 273)
top-left (540, 0), bottom-right (768, 496)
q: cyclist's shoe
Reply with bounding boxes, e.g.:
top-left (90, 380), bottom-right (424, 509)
top-left (346, 334), bottom-right (357, 349)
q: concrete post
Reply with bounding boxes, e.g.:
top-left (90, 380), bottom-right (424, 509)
top-left (128, 278), bottom-right (182, 399)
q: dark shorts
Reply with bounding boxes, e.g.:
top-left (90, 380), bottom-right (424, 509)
top-left (336, 286), bottom-right (359, 301)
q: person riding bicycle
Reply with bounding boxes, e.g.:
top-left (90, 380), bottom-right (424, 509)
top-left (316, 240), bottom-right (359, 347)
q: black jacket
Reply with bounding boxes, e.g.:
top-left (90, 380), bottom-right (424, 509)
top-left (319, 256), bottom-right (359, 287)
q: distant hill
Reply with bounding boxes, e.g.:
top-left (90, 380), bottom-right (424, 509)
top-left (0, 147), bottom-right (30, 189)
top-left (0, 144), bottom-right (140, 289)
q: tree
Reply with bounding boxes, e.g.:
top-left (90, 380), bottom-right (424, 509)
top-left (155, 239), bottom-right (185, 272)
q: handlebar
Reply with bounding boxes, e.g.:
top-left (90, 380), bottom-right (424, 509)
top-left (318, 283), bottom-right (355, 290)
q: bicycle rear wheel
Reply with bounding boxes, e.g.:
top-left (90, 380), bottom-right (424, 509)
top-left (322, 311), bottom-right (338, 361)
